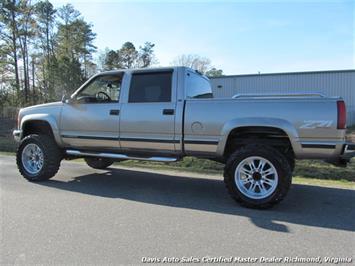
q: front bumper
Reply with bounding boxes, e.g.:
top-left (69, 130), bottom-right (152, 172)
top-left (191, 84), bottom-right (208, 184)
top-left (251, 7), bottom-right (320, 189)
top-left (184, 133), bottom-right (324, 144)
top-left (341, 143), bottom-right (355, 160)
top-left (13, 129), bottom-right (22, 142)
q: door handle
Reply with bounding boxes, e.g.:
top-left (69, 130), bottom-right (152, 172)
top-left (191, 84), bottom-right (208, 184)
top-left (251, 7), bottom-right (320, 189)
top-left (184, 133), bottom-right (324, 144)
top-left (162, 109), bottom-right (174, 115)
top-left (110, 109), bottom-right (120, 116)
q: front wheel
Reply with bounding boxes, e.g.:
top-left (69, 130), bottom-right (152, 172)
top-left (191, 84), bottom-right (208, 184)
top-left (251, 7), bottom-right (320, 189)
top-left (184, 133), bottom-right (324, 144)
top-left (85, 157), bottom-right (114, 169)
top-left (16, 134), bottom-right (62, 181)
top-left (224, 144), bottom-right (292, 209)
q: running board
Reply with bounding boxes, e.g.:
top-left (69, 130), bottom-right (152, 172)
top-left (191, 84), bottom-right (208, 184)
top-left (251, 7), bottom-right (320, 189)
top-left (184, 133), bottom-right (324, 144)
top-left (65, 150), bottom-right (178, 162)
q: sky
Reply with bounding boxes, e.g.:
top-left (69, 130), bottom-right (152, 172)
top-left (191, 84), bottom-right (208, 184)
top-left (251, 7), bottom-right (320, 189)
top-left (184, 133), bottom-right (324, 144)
top-left (51, 0), bottom-right (354, 75)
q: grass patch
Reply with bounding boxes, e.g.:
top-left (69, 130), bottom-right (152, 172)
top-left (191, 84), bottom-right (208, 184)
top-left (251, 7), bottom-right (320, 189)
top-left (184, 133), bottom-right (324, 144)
top-left (293, 159), bottom-right (354, 181)
top-left (120, 156), bottom-right (224, 174)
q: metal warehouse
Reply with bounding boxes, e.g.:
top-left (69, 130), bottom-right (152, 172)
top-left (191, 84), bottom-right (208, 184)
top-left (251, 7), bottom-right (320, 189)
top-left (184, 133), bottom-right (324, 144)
top-left (210, 69), bottom-right (355, 126)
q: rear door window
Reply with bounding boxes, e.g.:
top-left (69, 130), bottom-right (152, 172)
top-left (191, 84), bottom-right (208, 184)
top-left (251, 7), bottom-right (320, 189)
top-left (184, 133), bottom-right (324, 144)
top-left (128, 72), bottom-right (172, 103)
top-left (186, 72), bottom-right (213, 99)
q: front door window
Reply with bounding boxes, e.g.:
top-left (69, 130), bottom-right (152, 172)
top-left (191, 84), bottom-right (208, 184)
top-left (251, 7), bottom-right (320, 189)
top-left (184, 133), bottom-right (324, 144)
top-left (76, 75), bottom-right (122, 103)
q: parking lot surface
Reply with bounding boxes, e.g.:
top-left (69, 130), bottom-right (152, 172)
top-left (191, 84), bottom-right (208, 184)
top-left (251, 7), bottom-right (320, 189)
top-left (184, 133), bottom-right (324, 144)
top-left (0, 155), bottom-right (354, 264)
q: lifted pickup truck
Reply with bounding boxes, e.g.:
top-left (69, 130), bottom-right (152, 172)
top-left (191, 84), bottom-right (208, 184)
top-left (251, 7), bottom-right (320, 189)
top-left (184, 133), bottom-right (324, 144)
top-left (13, 67), bottom-right (354, 208)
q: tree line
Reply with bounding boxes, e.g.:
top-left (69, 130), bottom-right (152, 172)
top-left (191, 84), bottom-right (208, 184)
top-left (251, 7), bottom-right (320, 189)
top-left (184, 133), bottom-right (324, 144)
top-left (0, 0), bottom-right (223, 109)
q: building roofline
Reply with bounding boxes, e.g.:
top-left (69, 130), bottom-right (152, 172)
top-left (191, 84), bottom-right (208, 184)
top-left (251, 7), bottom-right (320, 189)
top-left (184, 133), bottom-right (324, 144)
top-left (210, 69), bottom-right (355, 79)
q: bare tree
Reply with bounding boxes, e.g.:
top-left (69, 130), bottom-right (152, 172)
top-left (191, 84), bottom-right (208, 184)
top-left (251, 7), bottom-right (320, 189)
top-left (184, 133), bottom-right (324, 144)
top-left (171, 54), bottom-right (211, 74)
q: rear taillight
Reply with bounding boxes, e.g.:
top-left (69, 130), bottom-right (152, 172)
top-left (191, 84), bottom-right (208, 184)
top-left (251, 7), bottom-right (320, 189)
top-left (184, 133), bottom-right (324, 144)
top-left (337, 100), bottom-right (346, 129)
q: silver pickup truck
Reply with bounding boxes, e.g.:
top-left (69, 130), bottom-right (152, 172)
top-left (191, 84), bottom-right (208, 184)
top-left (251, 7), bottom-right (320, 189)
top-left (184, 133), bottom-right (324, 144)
top-left (13, 67), bottom-right (354, 208)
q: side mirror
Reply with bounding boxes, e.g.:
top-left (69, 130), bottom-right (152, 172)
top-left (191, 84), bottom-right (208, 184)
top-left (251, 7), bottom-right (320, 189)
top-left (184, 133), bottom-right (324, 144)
top-left (61, 94), bottom-right (74, 104)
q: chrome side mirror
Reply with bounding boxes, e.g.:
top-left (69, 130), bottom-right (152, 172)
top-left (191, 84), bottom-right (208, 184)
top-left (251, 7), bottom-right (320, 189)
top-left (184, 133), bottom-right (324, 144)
top-left (61, 94), bottom-right (74, 104)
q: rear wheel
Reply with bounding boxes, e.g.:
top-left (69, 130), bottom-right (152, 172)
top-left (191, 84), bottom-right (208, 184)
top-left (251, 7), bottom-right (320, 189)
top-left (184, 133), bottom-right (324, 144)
top-left (286, 150), bottom-right (295, 172)
top-left (85, 157), bottom-right (114, 169)
top-left (16, 134), bottom-right (61, 181)
top-left (224, 144), bottom-right (292, 209)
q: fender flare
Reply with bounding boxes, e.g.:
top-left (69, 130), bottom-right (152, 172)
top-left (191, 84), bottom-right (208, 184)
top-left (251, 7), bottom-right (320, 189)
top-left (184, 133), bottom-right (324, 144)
top-left (20, 114), bottom-right (62, 145)
top-left (216, 117), bottom-right (300, 157)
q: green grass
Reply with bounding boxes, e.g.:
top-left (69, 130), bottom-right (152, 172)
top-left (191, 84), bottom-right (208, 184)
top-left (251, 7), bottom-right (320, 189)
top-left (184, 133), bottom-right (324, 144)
top-left (120, 156), bottom-right (224, 174)
top-left (293, 159), bottom-right (354, 181)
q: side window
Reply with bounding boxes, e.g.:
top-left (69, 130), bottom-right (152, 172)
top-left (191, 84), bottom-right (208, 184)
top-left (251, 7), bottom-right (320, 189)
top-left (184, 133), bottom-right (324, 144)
top-left (76, 74), bottom-right (122, 103)
top-left (186, 72), bottom-right (213, 99)
top-left (129, 72), bottom-right (172, 103)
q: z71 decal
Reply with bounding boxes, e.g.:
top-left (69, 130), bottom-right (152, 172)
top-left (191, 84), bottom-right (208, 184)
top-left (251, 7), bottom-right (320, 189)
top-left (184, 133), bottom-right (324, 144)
top-left (300, 120), bottom-right (333, 129)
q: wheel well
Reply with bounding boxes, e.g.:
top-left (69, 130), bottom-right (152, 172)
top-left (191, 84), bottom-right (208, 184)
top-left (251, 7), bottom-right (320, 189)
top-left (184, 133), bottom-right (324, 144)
top-left (224, 126), bottom-right (294, 159)
top-left (22, 120), bottom-right (54, 139)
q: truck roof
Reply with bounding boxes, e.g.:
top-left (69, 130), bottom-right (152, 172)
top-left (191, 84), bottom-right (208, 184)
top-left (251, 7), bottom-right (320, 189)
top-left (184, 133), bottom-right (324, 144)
top-left (97, 66), bottom-right (209, 80)
top-left (98, 66), bottom-right (190, 76)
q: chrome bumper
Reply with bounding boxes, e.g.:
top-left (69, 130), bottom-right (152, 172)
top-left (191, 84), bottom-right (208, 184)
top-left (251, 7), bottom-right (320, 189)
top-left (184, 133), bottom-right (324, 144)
top-left (13, 129), bottom-right (22, 142)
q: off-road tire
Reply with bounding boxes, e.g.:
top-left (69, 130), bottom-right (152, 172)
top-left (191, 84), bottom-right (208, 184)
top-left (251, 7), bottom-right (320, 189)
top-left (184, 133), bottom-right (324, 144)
top-left (16, 134), bottom-right (62, 181)
top-left (85, 157), bottom-right (114, 169)
top-left (287, 156), bottom-right (295, 173)
top-left (224, 144), bottom-right (292, 209)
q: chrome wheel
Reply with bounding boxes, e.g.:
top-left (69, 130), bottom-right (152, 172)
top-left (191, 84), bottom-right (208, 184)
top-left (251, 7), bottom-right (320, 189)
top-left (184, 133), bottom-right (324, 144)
top-left (21, 143), bottom-right (44, 175)
top-left (235, 156), bottom-right (278, 200)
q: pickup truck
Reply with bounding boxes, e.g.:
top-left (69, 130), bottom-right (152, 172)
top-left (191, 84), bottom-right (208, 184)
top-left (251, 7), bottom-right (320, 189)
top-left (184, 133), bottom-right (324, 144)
top-left (13, 67), bottom-right (354, 208)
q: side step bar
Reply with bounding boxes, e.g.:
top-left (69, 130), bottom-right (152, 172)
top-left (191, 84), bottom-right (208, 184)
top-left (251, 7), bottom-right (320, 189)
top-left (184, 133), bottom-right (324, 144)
top-left (66, 150), bottom-right (178, 162)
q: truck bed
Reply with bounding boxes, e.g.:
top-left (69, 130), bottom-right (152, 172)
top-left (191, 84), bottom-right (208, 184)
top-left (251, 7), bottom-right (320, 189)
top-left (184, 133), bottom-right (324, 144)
top-left (183, 97), bottom-right (345, 159)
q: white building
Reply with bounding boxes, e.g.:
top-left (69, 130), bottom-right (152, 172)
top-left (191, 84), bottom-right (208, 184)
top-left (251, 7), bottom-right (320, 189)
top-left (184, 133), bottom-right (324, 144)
top-left (210, 69), bottom-right (355, 126)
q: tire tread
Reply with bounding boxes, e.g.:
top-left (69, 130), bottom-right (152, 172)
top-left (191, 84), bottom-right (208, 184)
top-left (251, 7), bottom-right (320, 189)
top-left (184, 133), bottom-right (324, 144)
top-left (85, 157), bottom-right (114, 169)
top-left (224, 144), bottom-right (292, 209)
top-left (16, 134), bottom-right (61, 181)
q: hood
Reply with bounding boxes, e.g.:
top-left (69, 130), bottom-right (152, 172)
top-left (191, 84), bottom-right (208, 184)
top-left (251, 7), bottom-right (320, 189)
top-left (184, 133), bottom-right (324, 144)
top-left (19, 101), bottom-right (63, 118)
top-left (21, 101), bottom-right (63, 111)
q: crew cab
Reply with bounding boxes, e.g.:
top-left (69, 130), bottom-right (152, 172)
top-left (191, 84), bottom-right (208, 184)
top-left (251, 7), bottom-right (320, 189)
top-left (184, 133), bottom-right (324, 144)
top-left (13, 67), bottom-right (354, 208)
